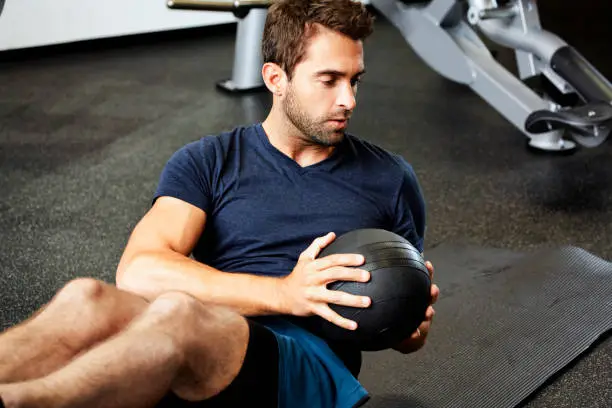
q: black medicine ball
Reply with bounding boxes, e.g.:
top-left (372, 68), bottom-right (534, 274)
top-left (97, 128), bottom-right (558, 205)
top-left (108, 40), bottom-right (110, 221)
top-left (314, 228), bottom-right (431, 351)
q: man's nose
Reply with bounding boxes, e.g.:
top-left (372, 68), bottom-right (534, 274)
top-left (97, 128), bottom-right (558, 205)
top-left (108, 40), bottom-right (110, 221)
top-left (337, 81), bottom-right (357, 111)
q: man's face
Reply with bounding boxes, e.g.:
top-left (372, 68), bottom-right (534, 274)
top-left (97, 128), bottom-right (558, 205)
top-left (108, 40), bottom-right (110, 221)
top-left (282, 26), bottom-right (365, 147)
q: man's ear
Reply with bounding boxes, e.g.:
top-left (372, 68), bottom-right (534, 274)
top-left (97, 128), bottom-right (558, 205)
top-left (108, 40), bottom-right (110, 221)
top-left (262, 62), bottom-right (287, 96)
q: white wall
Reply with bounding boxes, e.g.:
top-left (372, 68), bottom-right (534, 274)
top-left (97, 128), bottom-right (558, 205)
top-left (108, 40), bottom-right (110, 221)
top-left (0, 0), bottom-right (372, 52)
top-left (0, 0), bottom-right (237, 51)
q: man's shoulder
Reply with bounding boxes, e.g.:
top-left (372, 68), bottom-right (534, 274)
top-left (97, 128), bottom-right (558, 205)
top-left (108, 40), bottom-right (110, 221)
top-left (178, 123), bottom-right (259, 156)
top-left (214, 123), bottom-right (260, 142)
top-left (344, 133), bottom-right (413, 173)
top-left (197, 123), bottom-right (258, 145)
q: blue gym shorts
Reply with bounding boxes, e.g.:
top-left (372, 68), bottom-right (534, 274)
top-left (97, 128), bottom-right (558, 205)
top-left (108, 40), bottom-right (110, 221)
top-left (158, 316), bottom-right (370, 408)
top-left (259, 316), bottom-right (370, 408)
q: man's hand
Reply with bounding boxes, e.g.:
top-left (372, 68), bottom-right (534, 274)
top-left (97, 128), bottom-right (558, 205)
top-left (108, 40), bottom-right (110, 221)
top-left (393, 260), bottom-right (440, 354)
top-left (278, 232), bottom-right (372, 330)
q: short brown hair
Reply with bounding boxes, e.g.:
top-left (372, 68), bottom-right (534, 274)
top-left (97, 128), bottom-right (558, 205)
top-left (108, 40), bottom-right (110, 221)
top-left (262, 0), bottom-right (375, 79)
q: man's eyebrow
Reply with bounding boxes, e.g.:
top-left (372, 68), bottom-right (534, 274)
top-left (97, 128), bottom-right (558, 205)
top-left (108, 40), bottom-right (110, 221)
top-left (315, 69), bottom-right (366, 78)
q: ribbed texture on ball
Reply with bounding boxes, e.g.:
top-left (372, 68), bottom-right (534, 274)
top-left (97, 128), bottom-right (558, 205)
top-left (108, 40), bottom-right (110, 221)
top-left (316, 229), bottom-right (431, 351)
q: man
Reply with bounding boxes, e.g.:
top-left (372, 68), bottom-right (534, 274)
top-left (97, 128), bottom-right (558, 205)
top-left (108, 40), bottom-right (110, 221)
top-left (0, 1), bottom-right (439, 407)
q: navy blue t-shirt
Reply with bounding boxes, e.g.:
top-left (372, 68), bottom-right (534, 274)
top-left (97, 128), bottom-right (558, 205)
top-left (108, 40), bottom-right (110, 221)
top-left (154, 123), bottom-right (426, 277)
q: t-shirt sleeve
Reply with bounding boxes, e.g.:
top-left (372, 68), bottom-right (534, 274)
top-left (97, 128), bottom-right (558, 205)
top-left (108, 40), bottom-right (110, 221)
top-left (152, 139), bottom-right (216, 213)
top-left (391, 157), bottom-right (427, 253)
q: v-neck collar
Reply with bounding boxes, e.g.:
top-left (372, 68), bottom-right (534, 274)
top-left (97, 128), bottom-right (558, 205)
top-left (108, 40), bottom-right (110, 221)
top-left (254, 123), bottom-right (345, 174)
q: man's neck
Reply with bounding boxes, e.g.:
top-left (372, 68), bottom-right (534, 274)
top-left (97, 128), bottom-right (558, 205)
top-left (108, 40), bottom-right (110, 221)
top-left (261, 109), bottom-right (336, 168)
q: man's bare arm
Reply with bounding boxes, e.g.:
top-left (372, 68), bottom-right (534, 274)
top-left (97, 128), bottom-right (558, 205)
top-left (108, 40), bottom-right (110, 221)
top-left (115, 196), bottom-right (287, 316)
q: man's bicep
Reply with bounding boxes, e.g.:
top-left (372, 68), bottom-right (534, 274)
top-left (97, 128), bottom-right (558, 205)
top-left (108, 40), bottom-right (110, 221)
top-left (139, 140), bottom-right (214, 255)
top-left (120, 197), bottom-right (207, 263)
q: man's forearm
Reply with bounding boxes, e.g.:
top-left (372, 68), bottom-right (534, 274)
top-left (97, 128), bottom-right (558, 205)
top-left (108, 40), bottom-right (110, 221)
top-left (116, 250), bottom-right (287, 316)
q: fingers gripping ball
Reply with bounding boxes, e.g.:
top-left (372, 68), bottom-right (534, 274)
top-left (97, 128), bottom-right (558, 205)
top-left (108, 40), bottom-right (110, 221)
top-left (316, 229), bottom-right (431, 351)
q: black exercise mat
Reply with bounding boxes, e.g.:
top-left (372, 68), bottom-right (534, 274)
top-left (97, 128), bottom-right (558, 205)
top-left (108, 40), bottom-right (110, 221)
top-left (359, 243), bottom-right (612, 408)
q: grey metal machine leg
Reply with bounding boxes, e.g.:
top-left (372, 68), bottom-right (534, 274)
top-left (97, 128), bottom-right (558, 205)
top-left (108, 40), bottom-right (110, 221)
top-left (217, 8), bottom-right (268, 92)
top-left (167, 0), bottom-right (270, 93)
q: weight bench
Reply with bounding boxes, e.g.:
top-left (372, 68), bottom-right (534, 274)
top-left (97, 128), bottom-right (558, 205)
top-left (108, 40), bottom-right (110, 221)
top-left (371, 0), bottom-right (612, 151)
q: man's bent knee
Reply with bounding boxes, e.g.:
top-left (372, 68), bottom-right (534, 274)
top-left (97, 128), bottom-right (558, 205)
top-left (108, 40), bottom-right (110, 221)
top-left (55, 278), bottom-right (108, 305)
top-left (49, 278), bottom-right (147, 351)
top-left (147, 291), bottom-right (202, 315)
top-left (144, 293), bottom-right (250, 401)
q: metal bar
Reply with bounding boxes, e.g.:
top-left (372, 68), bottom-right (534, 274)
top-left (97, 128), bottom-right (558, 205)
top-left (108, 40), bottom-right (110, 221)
top-left (478, 5), bottom-right (517, 20)
top-left (167, 0), bottom-right (272, 12)
top-left (425, 0), bottom-right (460, 25)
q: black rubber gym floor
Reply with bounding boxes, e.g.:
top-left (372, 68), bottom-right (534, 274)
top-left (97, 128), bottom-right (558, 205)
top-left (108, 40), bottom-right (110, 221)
top-left (1, 4), bottom-right (610, 407)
